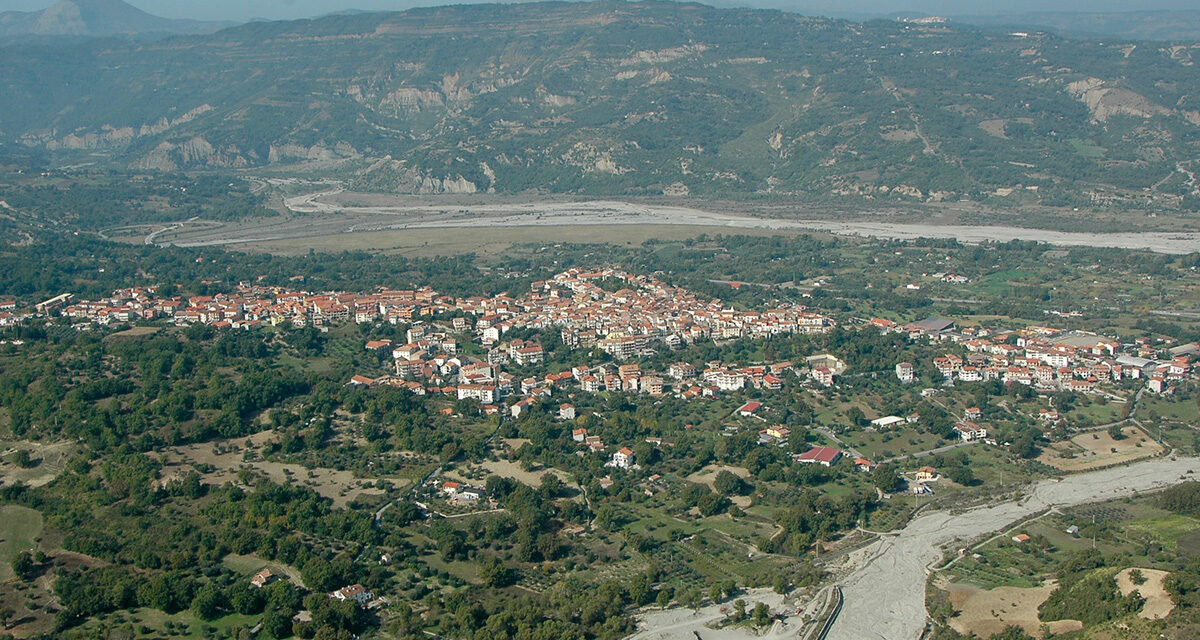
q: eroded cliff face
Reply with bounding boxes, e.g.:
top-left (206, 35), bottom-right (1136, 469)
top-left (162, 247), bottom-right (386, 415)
top-left (20, 105), bottom-right (215, 152)
top-left (132, 138), bottom-right (250, 171)
top-left (349, 157), bottom-right (480, 194)
top-left (1066, 77), bottom-right (1171, 123)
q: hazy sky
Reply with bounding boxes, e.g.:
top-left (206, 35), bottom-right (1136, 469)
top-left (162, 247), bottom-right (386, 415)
top-left (0, 0), bottom-right (1196, 22)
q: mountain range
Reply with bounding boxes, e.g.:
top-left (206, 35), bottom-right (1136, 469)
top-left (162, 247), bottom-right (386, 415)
top-left (0, 0), bottom-right (230, 39)
top-left (0, 1), bottom-right (1198, 210)
top-left (2, 1), bottom-right (1200, 42)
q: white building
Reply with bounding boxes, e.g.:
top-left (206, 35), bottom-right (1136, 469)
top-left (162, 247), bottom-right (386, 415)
top-left (953, 422), bottom-right (987, 442)
top-left (559, 403), bottom-right (576, 421)
top-left (609, 447), bottom-right (635, 469)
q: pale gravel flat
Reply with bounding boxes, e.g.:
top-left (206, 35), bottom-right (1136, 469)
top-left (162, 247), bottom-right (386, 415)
top-left (282, 195), bottom-right (1200, 254)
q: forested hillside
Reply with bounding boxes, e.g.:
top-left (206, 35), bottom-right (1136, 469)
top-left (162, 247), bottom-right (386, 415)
top-left (1, 1), bottom-right (1199, 209)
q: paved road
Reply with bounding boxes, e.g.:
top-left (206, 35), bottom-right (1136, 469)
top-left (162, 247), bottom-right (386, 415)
top-left (879, 441), bottom-right (974, 465)
top-left (816, 428), bottom-right (864, 461)
top-left (1151, 309), bottom-right (1200, 320)
top-left (827, 455), bottom-right (1200, 640)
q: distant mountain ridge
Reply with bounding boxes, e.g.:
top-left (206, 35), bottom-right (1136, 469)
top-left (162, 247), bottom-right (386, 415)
top-left (950, 10), bottom-right (1200, 41)
top-left (0, 0), bottom-right (232, 39)
top-left (0, 1), bottom-right (1197, 212)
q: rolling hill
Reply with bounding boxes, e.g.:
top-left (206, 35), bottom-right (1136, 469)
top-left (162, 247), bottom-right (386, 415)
top-left (0, 0), bottom-right (231, 39)
top-left (1, 1), bottom-right (1198, 210)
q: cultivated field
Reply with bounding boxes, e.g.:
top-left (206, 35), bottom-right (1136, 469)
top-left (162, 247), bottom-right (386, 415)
top-left (445, 458), bottom-right (574, 488)
top-left (686, 465), bottom-right (753, 508)
top-left (686, 465), bottom-right (751, 488)
top-left (0, 505), bottom-right (42, 581)
top-left (103, 326), bottom-right (162, 340)
top-left (1038, 426), bottom-right (1165, 472)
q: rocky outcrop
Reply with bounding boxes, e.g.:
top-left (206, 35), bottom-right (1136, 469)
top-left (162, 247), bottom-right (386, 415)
top-left (378, 87), bottom-right (445, 114)
top-left (132, 137), bottom-right (249, 171)
top-left (1067, 78), bottom-right (1169, 122)
top-left (621, 44), bottom-right (709, 65)
top-left (268, 142), bottom-right (358, 163)
top-left (351, 157), bottom-right (479, 194)
top-left (19, 104), bottom-right (214, 151)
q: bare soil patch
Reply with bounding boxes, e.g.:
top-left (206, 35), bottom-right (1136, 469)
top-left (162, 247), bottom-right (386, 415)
top-left (1037, 426), bottom-right (1164, 472)
top-left (446, 458), bottom-right (573, 488)
top-left (1116, 567), bottom-right (1174, 620)
top-left (687, 465), bottom-right (753, 506)
top-left (881, 128), bottom-right (919, 142)
top-left (0, 440), bottom-right (76, 488)
top-left (686, 464), bottom-right (751, 487)
top-left (946, 581), bottom-right (1082, 638)
top-left (979, 119), bottom-right (1009, 138)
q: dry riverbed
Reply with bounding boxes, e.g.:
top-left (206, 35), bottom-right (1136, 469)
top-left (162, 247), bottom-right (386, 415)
top-left (626, 455), bottom-right (1200, 640)
top-left (152, 193), bottom-right (1200, 254)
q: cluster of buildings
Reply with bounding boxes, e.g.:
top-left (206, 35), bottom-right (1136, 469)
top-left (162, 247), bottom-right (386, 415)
top-left (434, 480), bottom-right (487, 504)
top-left (54, 284), bottom-right (445, 328)
top-left (508, 269), bottom-right (834, 355)
top-left (882, 318), bottom-right (1195, 395)
top-left (349, 341), bottom-right (842, 421)
top-left (329, 584), bottom-right (375, 607)
top-left (0, 298), bottom-right (33, 327)
top-left (41, 268), bottom-right (836, 349)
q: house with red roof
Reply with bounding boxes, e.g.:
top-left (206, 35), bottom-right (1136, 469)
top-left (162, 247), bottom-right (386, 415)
top-left (609, 447), bottom-right (635, 469)
top-left (736, 401), bottom-right (763, 417)
top-left (796, 446), bottom-right (841, 467)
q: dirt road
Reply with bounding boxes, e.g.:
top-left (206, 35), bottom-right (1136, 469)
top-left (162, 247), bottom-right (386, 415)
top-left (827, 455), bottom-right (1200, 640)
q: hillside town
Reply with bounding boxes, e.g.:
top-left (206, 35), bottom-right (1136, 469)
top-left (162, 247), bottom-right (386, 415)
top-left (24, 270), bottom-right (1197, 413)
top-left (40, 268), bottom-right (834, 339)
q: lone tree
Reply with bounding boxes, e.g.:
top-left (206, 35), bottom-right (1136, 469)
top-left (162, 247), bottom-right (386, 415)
top-left (11, 551), bottom-right (36, 581)
top-left (713, 470), bottom-right (748, 496)
top-left (479, 557), bottom-right (516, 588)
top-left (753, 602), bottom-right (770, 627)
